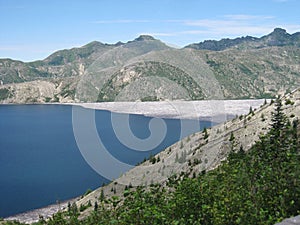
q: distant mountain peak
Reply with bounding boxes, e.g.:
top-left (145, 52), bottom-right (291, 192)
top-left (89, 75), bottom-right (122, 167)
top-left (134, 35), bottom-right (156, 42)
top-left (266, 28), bottom-right (290, 38)
top-left (261, 27), bottom-right (292, 46)
top-left (185, 27), bottom-right (299, 51)
top-left (114, 41), bottom-right (124, 46)
top-left (83, 41), bottom-right (105, 48)
top-left (272, 27), bottom-right (288, 34)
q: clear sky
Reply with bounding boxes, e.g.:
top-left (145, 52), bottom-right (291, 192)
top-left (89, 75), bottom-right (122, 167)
top-left (1, 0), bottom-right (300, 61)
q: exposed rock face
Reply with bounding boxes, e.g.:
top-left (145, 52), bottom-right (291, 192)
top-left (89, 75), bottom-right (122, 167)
top-left (275, 215), bottom-right (300, 225)
top-left (0, 78), bottom-right (78, 103)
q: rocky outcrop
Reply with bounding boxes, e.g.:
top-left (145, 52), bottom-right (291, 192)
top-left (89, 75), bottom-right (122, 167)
top-left (275, 215), bottom-right (300, 225)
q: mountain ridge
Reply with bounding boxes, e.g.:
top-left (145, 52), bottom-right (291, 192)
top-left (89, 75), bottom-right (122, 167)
top-left (184, 28), bottom-right (300, 51)
top-left (1, 28), bottom-right (300, 103)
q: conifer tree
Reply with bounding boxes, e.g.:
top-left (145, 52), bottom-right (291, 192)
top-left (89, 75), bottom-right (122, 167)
top-left (269, 97), bottom-right (288, 159)
top-left (270, 97), bottom-right (286, 135)
top-left (94, 201), bottom-right (98, 211)
top-left (99, 189), bottom-right (105, 202)
top-left (203, 127), bottom-right (209, 139)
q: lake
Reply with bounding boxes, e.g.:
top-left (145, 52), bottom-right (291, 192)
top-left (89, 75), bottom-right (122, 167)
top-left (0, 104), bottom-right (212, 218)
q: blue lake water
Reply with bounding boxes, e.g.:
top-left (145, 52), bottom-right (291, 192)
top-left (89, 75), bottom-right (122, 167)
top-left (0, 104), bottom-right (212, 218)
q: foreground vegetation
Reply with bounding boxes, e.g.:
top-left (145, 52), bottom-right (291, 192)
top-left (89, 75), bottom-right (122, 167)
top-left (4, 99), bottom-right (300, 224)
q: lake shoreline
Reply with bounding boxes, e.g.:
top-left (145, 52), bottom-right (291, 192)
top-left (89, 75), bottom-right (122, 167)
top-left (1, 100), bottom-right (267, 121)
top-left (65, 99), bottom-right (266, 122)
top-left (3, 99), bottom-right (266, 224)
top-left (4, 198), bottom-right (77, 224)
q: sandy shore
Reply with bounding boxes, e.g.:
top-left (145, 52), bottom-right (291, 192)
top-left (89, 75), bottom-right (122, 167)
top-left (70, 99), bottom-right (266, 122)
top-left (4, 199), bottom-right (76, 224)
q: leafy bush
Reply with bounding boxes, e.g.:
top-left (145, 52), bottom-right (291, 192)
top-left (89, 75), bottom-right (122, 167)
top-left (0, 88), bottom-right (10, 100)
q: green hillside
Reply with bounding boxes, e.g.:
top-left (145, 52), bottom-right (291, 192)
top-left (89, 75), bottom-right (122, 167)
top-left (0, 28), bottom-right (300, 103)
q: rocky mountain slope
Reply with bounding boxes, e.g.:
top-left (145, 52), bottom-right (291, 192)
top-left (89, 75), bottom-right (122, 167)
top-left (1, 28), bottom-right (300, 103)
top-left (70, 89), bottom-right (300, 220)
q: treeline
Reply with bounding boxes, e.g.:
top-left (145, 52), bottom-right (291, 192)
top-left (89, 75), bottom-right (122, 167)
top-left (4, 99), bottom-right (300, 225)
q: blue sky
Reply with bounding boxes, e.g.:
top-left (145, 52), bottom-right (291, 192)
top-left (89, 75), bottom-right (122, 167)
top-left (1, 0), bottom-right (300, 61)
